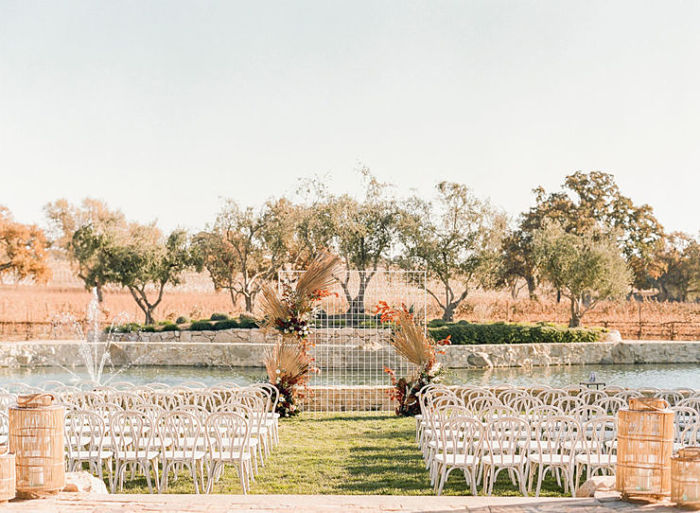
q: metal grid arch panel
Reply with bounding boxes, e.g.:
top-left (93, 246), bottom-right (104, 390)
top-left (278, 269), bottom-right (427, 413)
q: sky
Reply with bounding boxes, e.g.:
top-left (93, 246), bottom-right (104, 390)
top-left (1, 1), bottom-right (699, 235)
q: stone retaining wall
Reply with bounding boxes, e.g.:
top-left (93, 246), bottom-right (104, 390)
top-left (0, 339), bottom-right (697, 370)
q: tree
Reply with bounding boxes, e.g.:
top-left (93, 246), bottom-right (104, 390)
top-left (533, 223), bottom-right (631, 327)
top-left (501, 171), bottom-right (664, 297)
top-left (0, 206), bottom-right (51, 283)
top-left (398, 182), bottom-right (506, 322)
top-left (298, 169), bottom-right (400, 317)
top-left (654, 232), bottom-right (700, 302)
top-left (106, 226), bottom-right (200, 324)
top-left (195, 198), bottom-right (303, 313)
top-left (44, 198), bottom-right (127, 301)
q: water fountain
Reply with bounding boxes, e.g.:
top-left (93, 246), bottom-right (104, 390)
top-left (51, 288), bottom-right (132, 386)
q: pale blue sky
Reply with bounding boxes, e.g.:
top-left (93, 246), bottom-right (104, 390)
top-left (1, 1), bottom-right (698, 234)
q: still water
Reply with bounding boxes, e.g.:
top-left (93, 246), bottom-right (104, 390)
top-left (0, 363), bottom-right (697, 389)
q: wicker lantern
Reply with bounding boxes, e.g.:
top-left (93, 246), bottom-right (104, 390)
top-left (0, 446), bottom-right (15, 503)
top-left (617, 397), bottom-right (675, 501)
top-left (9, 394), bottom-right (65, 499)
top-left (672, 447), bottom-right (700, 510)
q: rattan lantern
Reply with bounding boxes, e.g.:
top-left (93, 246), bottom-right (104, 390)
top-left (9, 394), bottom-right (65, 499)
top-left (617, 397), bottom-right (675, 501)
top-left (672, 447), bottom-right (700, 510)
top-left (0, 446), bottom-right (15, 503)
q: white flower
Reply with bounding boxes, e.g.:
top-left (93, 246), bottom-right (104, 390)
top-left (276, 369), bottom-right (281, 374)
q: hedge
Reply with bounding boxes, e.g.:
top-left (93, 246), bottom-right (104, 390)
top-left (428, 320), bottom-right (604, 345)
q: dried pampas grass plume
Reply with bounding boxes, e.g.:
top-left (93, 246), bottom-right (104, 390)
top-left (264, 336), bottom-right (313, 385)
top-left (295, 250), bottom-right (341, 298)
top-left (390, 310), bottom-right (433, 369)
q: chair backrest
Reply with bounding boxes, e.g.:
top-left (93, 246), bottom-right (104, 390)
top-left (480, 405), bottom-right (517, 423)
top-left (671, 406), bottom-right (699, 443)
top-left (533, 415), bottom-right (581, 457)
top-left (527, 405), bottom-right (564, 423)
top-left (205, 411), bottom-right (250, 459)
top-left (467, 395), bottom-right (502, 415)
top-left (552, 395), bottom-right (584, 413)
top-left (577, 389), bottom-right (607, 405)
top-left (439, 415), bottom-right (483, 460)
top-left (677, 397), bottom-right (700, 413)
top-left (654, 390), bottom-right (685, 407)
top-left (251, 383), bottom-right (279, 414)
top-left (110, 410), bottom-right (153, 456)
top-left (65, 410), bottom-right (106, 460)
top-left (583, 415), bottom-right (616, 454)
top-left (133, 403), bottom-right (165, 421)
top-left (614, 390), bottom-right (643, 402)
top-left (598, 396), bottom-right (626, 416)
top-left (0, 411), bottom-right (8, 436)
top-left (570, 404), bottom-right (606, 423)
top-left (486, 416), bottom-right (530, 462)
top-left (536, 388), bottom-right (567, 406)
top-left (158, 411), bottom-right (202, 459)
top-left (114, 391), bottom-right (144, 410)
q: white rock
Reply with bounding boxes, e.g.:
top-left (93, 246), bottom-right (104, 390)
top-left (575, 475), bottom-right (616, 497)
top-left (63, 471), bottom-right (109, 494)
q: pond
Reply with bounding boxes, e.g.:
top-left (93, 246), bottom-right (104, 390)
top-left (0, 362), bottom-right (697, 389)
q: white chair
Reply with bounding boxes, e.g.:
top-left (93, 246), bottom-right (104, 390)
top-left (111, 410), bottom-right (160, 493)
top-left (205, 412), bottom-right (253, 494)
top-left (65, 410), bottom-right (113, 486)
top-left (158, 411), bottom-right (207, 493)
top-left (527, 416), bottom-right (581, 497)
top-left (574, 415), bottom-right (617, 489)
top-left (433, 415), bottom-right (483, 495)
top-left (482, 417), bottom-right (530, 496)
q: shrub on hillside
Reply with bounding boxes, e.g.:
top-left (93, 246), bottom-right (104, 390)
top-left (175, 316), bottom-right (189, 324)
top-left (210, 313), bottom-right (229, 321)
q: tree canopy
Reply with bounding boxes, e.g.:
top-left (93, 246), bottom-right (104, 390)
top-left (0, 206), bottom-right (51, 283)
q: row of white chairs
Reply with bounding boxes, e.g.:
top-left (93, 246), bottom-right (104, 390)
top-left (0, 381), bottom-right (281, 494)
top-left (417, 384), bottom-right (700, 497)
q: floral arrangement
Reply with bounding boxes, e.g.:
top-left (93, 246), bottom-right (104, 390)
top-left (259, 251), bottom-right (340, 347)
top-left (263, 336), bottom-right (314, 417)
top-left (261, 251), bottom-right (340, 416)
top-left (375, 301), bottom-right (451, 416)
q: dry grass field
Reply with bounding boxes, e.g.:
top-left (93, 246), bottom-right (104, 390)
top-left (0, 257), bottom-right (698, 340)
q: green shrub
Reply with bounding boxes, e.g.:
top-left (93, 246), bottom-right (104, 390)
top-left (210, 313), bottom-right (229, 321)
top-left (190, 320), bottom-right (215, 331)
top-left (237, 315), bottom-right (259, 329)
top-left (428, 321), bottom-right (604, 345)
top-left (160, 323), bottom-right (180, 332)
top-left (175, 316), bottom-right (189, 324)
top-left (141, 324), bottom-right (156, 333)
top-left (213, 319), bottom-right (240, 330)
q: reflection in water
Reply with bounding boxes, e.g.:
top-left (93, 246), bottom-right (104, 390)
top-left (0, 363), bottom-right (697, 389)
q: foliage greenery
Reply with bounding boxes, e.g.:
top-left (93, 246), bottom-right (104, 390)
top-left (427, 320), bottom-right (604, 344)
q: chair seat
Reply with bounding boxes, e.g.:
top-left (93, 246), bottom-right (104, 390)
top-left (208, 450), bottom-right (252, 462)
top-left (528, 453), bottom-right (574, 466)
top-left (434, 453), bottom-right (480, 466)
top-left (163, 449), bottom-right (207, 461)
top-left (483, 454), bottom-right (527, 466)
top-left (70, 449), bottom-right (113, 460)
top-left (575, 454), bottom-right (616, 466)
top-left (116, 450), bottom-right (159, 461)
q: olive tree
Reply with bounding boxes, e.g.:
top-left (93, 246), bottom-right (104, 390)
top-left (533, 223), bottom-right (631, 327)
top-left (106, 226), bottom-right (200, 324)
top-left (297, 170), bottom-right (400, 317)
top-left (44, 198), bottom-right (127, 301)
top-left (398, 182), bottom-right (506, 322)
top-left (195, 198), bottom-right (303, 313)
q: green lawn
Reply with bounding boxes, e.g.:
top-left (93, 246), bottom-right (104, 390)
top-left (117, 412), bottom-right (567, 496)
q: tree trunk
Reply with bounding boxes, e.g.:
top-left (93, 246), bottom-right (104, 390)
top-left (441, 304), bottom-right (455, 322)
top-left (144, 309), bottom-right (155, 325)
top-left (525, 275), bottom-right (537, 300)
top-left (244, 294), bottom-right (254, 314)
top-left (95, 284), bottom-right (104, 303)
top-left (568, 297), bottom-right (581, 327)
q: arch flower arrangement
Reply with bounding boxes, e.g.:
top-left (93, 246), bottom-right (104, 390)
top-left (260, 251), bottom-right (340, 417)
top-left (376, 301), bottom-right (451, 416)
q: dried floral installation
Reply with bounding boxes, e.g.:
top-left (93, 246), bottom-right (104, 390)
top-left (261, 251), bottom-right (340, 416)
top-left (376, 301), bottom-right (451, 416)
